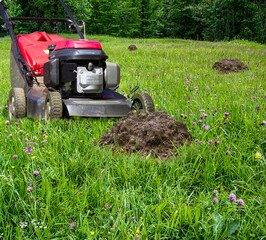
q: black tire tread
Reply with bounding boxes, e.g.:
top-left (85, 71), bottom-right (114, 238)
top-left (141, 93), bottom-right (155, 112)
top-left (9, 88), bottom-right (26, 119)
top-left (132, 93), bottom-right (155, 113)
top-left (46, 91), bottom-right (63, 120)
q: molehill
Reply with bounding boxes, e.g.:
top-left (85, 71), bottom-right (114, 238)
top-left (100, 110), bottom-right (192, 158)
top-left (213, 58), bottom-right (249, 74)
top-left (128, 44), bottom-right (137, 51)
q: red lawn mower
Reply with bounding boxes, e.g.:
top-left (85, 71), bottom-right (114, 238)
top-left (0, 0), bottom-right (154, 120)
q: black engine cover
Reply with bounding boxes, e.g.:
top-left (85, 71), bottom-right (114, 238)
top-left (43, 58), bottom-right (60, 88)
top-left (49, 49), bottom-right (108, 61)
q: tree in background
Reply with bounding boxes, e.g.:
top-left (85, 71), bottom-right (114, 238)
top-left (202, 0), bottom-right (265, 42)
top-left (0, 0), bottom-right (265, 43)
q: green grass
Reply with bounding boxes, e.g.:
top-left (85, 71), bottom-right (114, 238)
top-left (0, 34), bottom-right (265, 239)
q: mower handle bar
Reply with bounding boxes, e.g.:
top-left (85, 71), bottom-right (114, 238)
top-left (11, 17), bottom-right (73, 23)
top-left (0, 0), bottom-right (85, 86)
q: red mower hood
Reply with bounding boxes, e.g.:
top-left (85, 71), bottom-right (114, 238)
top-left (54, 39), bottom-right (102, 50)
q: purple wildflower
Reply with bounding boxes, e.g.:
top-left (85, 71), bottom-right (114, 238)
top-left (143, 88), bottom-right (147, 91)
top-left (104, 203), bottom-right (109, 209)
top-left (136, 234), bottom-right (141, 239)
top-left (188, 96), bottom-right (190, 101)
top-left (70, 223), bottom-right (76, 229)
top-left (69, 219), bottom-right (74, 223)
top-left (204, 114), bottom-right (208, 118)
top-left (181, 114), bottom-right (184, 118)
top-left (226, 150), bottom-right (231, 155)
top-left (9, 134), bottom-right (12, 138)
top-left (27, 187), bottom-right (33, 192)
top-left (5, 120), bottom-right (9, 126)
top-left (189, 114), bottom-right (193, 117)
top-left (229, 193), bottom-right (236, 201)
top-left (43, 139), bottom-right (48, 143)
top-left (184, 115), bottom-right (188, 119)
top-left (215, 141), bottom-right (220, 145)
top-left (198, 120), bottom-right (202, 123)
top-left (257, 106), bottom-right (260, 111)
top-left (15, 122), bottom-right (19, 126)
top-left (212, 198), bottom-right (219, 204)
top-left (5, 106), bottom-right (8, 109)
top-left (13, 155), bottom-right (18, 159)
top-left (192, 122), bottom-right (196, 126)
top-left (34, 171), bottom-right (39, 177)
top-left (30, 196), bottom-right (34, 202)
top-left (213, 190), bottom-right (219, 196)
top-left (23, 147), bottom-right (32, 152)
top-left (237, 199), bottom-right (244, 206)
top-left (204, 125), bottom-right (210, 130)
top-left (131, 216), bottom-right (136, 220)
top-left (224, 112), bottom-right (229, 117)
top-left (24, 138), bottom-right (29, 142)
top-left (214, 108), bottom-right (217, 112)
top-left (209, 140), bottom-right (213, 145)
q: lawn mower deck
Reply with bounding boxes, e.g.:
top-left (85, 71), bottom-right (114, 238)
top-left (0, 0), bottom-right (154, 120)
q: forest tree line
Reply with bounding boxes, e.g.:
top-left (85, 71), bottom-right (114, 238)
top-left (1, 0), bottom-right (265, 43)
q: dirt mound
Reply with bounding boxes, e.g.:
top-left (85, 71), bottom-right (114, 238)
top-left (100, 110), bottom-right (192, 159)
top-left (213, 58), bottom-right (249, 74)
top-left (128, 44), bottom-right (137, 51)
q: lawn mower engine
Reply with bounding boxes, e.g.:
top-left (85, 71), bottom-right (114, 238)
top-left (44, 39), bottom-right (120, 95)
top-left (1, 0), bottom-right (155, 121)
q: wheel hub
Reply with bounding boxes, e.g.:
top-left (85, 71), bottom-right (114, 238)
top-left (8, 96), bottom-right (15, 120)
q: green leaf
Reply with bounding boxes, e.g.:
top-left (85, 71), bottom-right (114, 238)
top-left (213, 213), bottom-right (224, 234)
top-left (226, 220), bottom-right (240, 236)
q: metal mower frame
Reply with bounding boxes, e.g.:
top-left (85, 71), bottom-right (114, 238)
top-left (0, 0), bottom-right (154, 120)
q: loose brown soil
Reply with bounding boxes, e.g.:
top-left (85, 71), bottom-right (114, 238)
top-left (100, 110), bottom-right (192, 159)
top-left (128, 44), bottom-right (137, 51)
top-left (213, 58), bottom-right (249, 74)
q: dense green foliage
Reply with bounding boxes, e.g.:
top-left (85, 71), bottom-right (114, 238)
top-left (1, 0), bottom-right (265, 43)
top-left (0, 34), bottom-right (265, 239)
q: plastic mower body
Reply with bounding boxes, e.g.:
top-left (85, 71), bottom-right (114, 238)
top-left (0, 0), bottom-right (154, 120)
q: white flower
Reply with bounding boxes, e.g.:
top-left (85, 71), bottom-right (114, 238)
top-left (255, 152), bottom-right (262, 160)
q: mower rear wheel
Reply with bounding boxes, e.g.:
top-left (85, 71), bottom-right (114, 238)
top-left (8, 88), bottom-right (27, 120)
top-left (131, 93), bottom-right (155, 114)
top-left (44, 91), bottom-right (63, 120)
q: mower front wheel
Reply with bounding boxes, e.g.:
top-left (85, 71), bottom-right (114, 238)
top-left (131, 93), bottom-right (155, 114)
top-left (8, 88), bottom-right (27, 120)
top-left (44, 91), bottom-right (63, 120)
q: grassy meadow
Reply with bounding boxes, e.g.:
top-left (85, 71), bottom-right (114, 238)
top-left (0, 34), bottom-right (265, 239)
